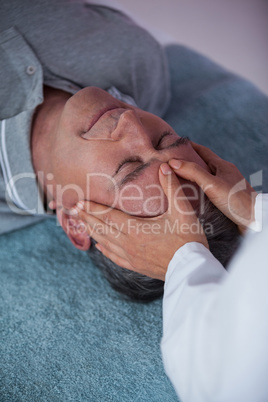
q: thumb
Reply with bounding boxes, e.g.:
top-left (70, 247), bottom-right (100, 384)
top-left (159, 163), bottom-right (194, 215)
top-left (169, 159), bottom-right (221, 195)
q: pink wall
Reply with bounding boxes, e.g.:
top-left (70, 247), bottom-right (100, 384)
top-left (92, 0), bottom-right (268, 95)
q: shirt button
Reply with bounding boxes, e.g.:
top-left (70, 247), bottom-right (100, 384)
top-left (26, 65), bottom-right (36, 75)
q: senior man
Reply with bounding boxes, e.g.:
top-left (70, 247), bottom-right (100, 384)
top-left (0, 0), bottom-right (170, 231)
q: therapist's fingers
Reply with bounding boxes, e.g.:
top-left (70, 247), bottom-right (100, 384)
top-left (69, 167), bottom-right (209, 280)
top-left (190, 142), bottom-right (225, 174)
top-left (73, 202), bottom-right (128, 243)
top-left (159, 163), bottom-right (195, 216)
top-left (159, 163), bottom-right (209, 248)
top-left (168, 158), bottom-right (226, 194)
top-left (168, 159), bottom-right (231, 220)
top-left (74, 200), bottom-right (132, 235)
top-left (95, 243), bottom-right (133, 271)
top-left (168, 158), bottom-right (257, 233)
top-left (72, 206), bottom-right (136, 260)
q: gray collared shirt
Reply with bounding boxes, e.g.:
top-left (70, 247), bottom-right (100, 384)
top-left (0, 0), bottom-right (170, 234)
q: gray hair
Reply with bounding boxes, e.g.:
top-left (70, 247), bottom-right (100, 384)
top-left (87, 196), bottom-right (241, 302)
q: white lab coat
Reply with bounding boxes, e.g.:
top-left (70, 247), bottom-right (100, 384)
top-left (161, 194), bottom-right (268, 402)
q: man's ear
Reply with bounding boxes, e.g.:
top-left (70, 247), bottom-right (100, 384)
top-left (56, 206), bottom-right (91, 251)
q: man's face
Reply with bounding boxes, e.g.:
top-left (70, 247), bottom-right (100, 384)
top-left (51, 87), bottom-right (209, 215)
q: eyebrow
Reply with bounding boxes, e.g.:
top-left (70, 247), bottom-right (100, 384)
top-left (117, 161), bottom-right (151, 187)
top-left (114, 136), bottom-right (190, 188)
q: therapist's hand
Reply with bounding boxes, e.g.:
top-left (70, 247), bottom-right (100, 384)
top-left (169, 142), bottom-right (258, 234)
top-left (73, 164), bottom-right (209, 281)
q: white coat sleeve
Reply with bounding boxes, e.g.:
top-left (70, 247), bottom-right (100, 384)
top-left (161, 194), bottom-right (268, 402)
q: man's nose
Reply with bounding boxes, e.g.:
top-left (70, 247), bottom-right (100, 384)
top-left (112, 109), bottom-right (152, 148)
top-left (112, 109), bottom-right (174, 163)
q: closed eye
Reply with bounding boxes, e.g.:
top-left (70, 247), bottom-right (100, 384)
top-left (114, 156), bottom-right (143, 176)
top-left (155, 130), bottom-right (174, 148)
top-left (119, 162), bottom-right (150, 186)
top-left (113, 135), bottom-right (190, 186)
top-left (156, 132), bottom-right (189, 150)
top-left (112, 156), bottom-right (150, 187)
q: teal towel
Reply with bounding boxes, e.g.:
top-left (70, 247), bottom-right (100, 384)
top-left (0, 219), bottom-right (177, 401)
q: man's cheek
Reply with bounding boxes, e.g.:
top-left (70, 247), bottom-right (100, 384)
top-left (116, 182), bottom-right (167, 216)
top-left (141, 184), bottom-right (167, 216)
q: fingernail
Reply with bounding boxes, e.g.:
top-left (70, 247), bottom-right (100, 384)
top-left (160, 163), bottom-right (172, 175)
top-left (76, 201), bottom-right (85, 210)
top-left (48, 200), bottom-right (56, 210)
top-left (69, 207), bottom-right (78, 216)
top-left (169, 159), bottom-right (182, 169)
